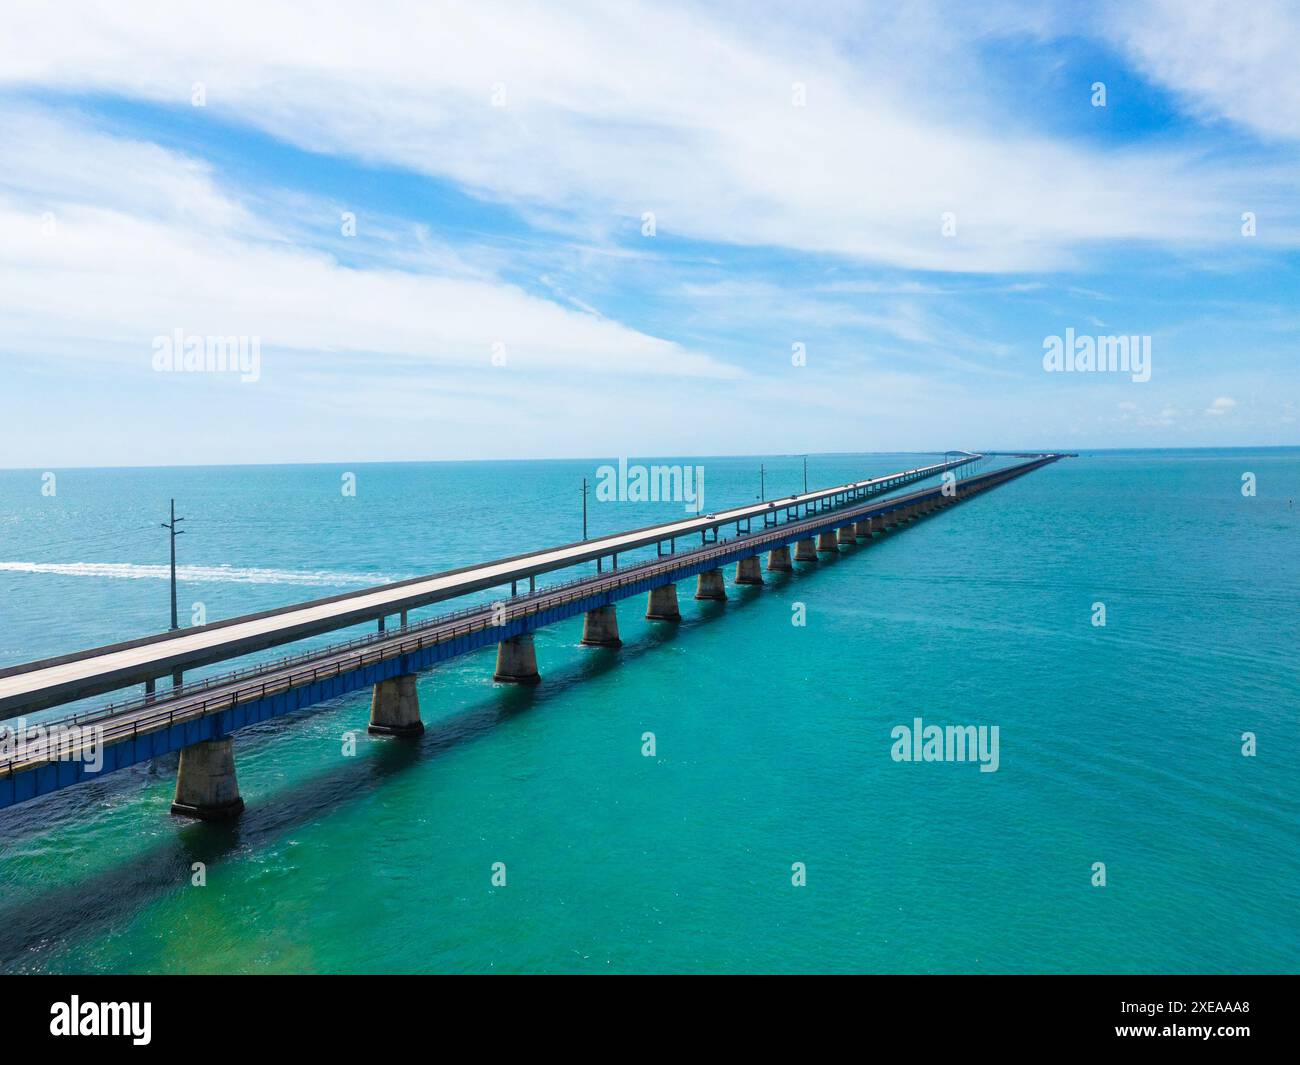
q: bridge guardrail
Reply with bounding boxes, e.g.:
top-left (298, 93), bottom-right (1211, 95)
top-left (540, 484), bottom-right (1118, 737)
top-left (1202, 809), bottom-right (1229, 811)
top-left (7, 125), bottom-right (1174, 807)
top-left (1, 457), bottom-right (1052, 777)
top-left (7, 460), bottom-right (951, 730)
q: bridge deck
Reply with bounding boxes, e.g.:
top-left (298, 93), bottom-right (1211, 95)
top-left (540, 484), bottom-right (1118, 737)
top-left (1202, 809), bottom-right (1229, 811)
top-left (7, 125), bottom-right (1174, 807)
top-left (0, 454), bottom-right (1064, 812)
top-left (0, 456), bottom-right (979, 715)
top-left (0, 455), bottom-right (1061, 782)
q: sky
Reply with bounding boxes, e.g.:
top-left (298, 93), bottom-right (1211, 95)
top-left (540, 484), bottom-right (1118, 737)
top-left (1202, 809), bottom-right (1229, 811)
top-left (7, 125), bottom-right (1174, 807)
top-left (0, 0), bottom-right (1297, 468)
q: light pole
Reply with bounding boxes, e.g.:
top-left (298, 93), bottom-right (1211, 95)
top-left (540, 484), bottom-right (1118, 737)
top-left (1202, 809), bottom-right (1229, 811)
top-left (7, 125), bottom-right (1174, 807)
top-left (161, 499), bottom-right (185, 630)
top-left (581, 477), bottom-right (589, 540)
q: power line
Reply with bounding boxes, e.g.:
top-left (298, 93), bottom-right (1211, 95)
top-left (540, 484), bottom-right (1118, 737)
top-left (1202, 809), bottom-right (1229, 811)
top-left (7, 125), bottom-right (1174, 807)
top-left (4, 523), bottom-right (158, 555)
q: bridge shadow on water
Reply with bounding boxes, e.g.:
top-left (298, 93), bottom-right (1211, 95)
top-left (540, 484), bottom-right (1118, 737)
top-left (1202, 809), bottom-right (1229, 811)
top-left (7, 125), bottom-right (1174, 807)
top-left (0, 547), bottom-right (876, 967)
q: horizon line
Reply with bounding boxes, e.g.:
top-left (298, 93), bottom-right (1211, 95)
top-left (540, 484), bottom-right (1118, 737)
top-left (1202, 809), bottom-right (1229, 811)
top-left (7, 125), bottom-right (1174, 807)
top-left (1, 444), bottom-right (1298, 474)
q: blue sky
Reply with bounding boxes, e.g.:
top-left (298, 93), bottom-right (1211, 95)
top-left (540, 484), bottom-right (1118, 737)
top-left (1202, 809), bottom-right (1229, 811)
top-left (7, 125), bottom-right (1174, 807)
top-left (0, 0), bottom-right (1297, 467)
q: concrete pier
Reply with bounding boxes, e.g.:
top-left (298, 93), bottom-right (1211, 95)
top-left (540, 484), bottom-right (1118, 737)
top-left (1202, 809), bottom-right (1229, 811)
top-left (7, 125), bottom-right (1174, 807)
top-left (736, 556), bottom-right (764, 585)
top-left (837, 525), bottom-right (856, 545)
top-left (494, 633), bottom-right (541, 684)
top-left (581, 604), bottom-right (622, 647)
top-left (0, 453), bottom-right (1070, 820)
top-left (368, 673), bottom-right (424, 737)
top-left (171, 737), bottom-right (244, 820)
top-left (695, 569), bottom-right (727, 600)
top-left (767, 545), bottom-right (793, 572)
top-left (793, 538), bottom-right (818, 562)
top-left (645, 583), bottom-right (681, 621)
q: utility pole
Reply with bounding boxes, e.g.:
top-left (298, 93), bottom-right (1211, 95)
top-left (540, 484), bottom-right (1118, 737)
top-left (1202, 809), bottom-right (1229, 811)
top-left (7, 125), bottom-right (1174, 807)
top-left (581, 477), bottom-right (589, 540)
top-left (803, 456), bottom-right (808, 495)
top-left (161, 499), bottom-right (185, 630)
top-left (759, 463), bottom-right (766, 501)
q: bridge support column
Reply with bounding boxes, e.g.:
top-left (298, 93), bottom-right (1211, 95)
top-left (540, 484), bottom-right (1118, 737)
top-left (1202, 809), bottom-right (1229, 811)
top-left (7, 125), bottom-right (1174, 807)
top-left (816, 531), bottom-right (838, 552)
top-left (736, 556), bottom-right (763, 585)
top-left (837, 525), bottom-right (856, 545)
top-left (854, 518), bottom-right (874, 539)
top-left (766, 545), bottom-right (793, 572)
top-left (581, 604), bottom-right (622, 647)
top-left (368, 673), bottom-right (424, 737)
top-left (171, 737), bottom-right (244, 820)
top-left (494, 634), bottom-right (541, 684)
top-left (695, 569), bottom-right (727, 600)
top-left (646, 583), bottom-right (681, 621)
top-left (793, 538), bottom-right (818, 562)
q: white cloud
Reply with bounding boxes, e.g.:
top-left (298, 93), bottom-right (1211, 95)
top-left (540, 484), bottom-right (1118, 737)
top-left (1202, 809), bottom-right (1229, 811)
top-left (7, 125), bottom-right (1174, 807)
top-left (0, 107), bottom-right (736, 381)
top-left (1, 0), bottom-right (1291, 273)
top-left (1206, 396), bottom-right (1237, 415)
top-left (0, 2), bottom-right (1295, 465)
top-left (1111, 0), bottom-right (1300, 142)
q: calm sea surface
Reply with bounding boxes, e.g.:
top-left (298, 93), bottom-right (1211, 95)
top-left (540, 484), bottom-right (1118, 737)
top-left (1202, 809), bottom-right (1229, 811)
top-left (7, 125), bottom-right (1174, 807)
top-left (0, 449), bottom-right (1296, 973)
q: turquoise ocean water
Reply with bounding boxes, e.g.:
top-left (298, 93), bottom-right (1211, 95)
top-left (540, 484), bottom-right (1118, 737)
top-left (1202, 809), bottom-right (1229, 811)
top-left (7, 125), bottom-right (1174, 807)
top-left (0, 449), bottom-right (1296, 973)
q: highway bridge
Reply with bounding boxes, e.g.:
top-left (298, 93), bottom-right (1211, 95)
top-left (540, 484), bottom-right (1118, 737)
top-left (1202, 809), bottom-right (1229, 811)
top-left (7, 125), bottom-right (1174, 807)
top-left (0, 452), bottom-right (1060, 818)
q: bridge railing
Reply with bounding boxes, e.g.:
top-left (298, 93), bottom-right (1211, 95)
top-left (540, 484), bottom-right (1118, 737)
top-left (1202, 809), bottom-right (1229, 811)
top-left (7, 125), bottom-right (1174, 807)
top-left (12, 463), bottom-right (954, 730)
top-left (0, 457), bottom-right (1024, 773)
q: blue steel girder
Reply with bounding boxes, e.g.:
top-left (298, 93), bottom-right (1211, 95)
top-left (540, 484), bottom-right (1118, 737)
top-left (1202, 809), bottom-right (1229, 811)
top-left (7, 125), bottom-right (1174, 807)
top-left (0, 456), bottom-right (1056, 811)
